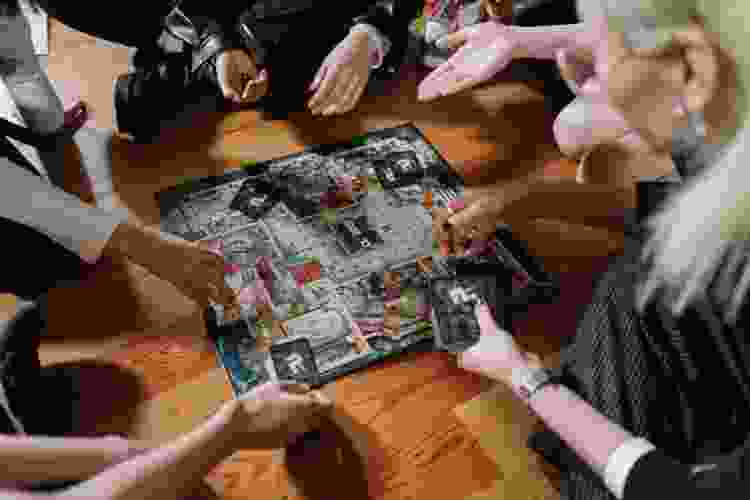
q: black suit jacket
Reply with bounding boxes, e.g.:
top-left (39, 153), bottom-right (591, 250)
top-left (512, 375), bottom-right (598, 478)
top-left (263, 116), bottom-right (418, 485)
top-left (174, 0), bottom-right (421, 114)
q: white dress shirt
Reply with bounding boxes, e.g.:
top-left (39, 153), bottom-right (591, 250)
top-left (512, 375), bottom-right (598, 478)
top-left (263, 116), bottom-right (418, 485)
top-left (0, 12), bottom-right (125, 263)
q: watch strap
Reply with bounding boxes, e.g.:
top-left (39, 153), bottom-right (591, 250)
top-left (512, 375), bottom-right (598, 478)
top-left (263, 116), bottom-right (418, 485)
top-left (512, 366), bottom-right (558, 402)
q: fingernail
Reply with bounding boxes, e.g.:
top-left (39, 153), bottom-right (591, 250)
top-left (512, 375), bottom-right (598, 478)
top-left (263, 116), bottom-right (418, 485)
top-left (259, 68), bottom-right (268, 80)
top-left (440, 241), bottom-right (450, 256)
top-left (447, 199), bottom-right (465, 211)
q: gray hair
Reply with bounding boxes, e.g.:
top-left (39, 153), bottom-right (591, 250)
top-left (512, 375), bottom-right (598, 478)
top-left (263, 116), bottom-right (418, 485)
top-left (578, 0), bottom-right (750, 323)
top-left (638, 127), bottom-right (750, 323)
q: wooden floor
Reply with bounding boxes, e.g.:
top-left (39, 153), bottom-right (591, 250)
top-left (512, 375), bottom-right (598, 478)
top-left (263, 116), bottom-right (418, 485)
top-left (0, 18), bottom-right (660, 500)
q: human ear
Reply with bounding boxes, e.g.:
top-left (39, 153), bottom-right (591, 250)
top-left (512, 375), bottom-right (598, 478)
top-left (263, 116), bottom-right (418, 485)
top-left (654, 22), bottom-right (719, 115)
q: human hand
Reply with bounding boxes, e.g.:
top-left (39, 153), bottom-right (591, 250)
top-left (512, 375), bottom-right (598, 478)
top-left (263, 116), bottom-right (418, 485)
top-left (432, 180), bottom-right (530, 256)
top-left (107, 223), bottom-right (239, 313)
top-left (215, 49), bottom-right (269, 105)
top-left (308, 31), bottom-right (372, 116)
top-left (418, 22), bottom-right (516, 101)
top-left (233, 382), bottom-right (332, 449)
top-left (457, 303), bottom-right (531, 385)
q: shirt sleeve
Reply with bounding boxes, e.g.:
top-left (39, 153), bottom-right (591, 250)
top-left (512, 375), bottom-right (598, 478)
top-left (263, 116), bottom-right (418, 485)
top-left (0, 158), bottom-right (126, 263)
top-left (604, 437), bottom-right (656, 499)
top-left (622, 443), bottom-right (750, 500)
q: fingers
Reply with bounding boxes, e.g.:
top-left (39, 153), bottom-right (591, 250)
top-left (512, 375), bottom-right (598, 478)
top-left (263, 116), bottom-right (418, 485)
top-left (310, 65), bottom-right (367, 116)
top-left (417, 56), bottom-right (487, 101)
top-left (309, 65), bottom-right (327, 93)
top-left (308, 65), bottom-right (337, 111)
top-left (218, 54), bottom-right (258, 103)
top-left (433, 199), bottom-right (496, 256)
top-left (336, 75), bottom-right (367, 115)
top-left (432, 207), bottom-right (454, 254)
top-left (280, 382), bottom-right (311, 394)
top-left (555, 47), bottom-right (596, 92)
top-left (446, 200), bottom-right (497, 249)
top-left (241, 69), bottom-right (269, 104)
top-left (317, 72), bottom-right (361, 116)
top-left (474, 303), bottom-right (499, 335)
top-left (418, 64), bottom-right (478, 101)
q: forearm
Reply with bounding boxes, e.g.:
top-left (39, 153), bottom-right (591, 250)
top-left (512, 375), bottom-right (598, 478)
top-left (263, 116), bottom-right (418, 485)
top-left (507, 179), bottom-right (634, 230)
top-left (529, 384), bottom-right (633, 476)
top-left (506, 22), bottom-right (589, 60)
top-left (0, 159), bottom-right (126, 263)
top-left (62, 400), bottom-right (243, 500)
top-left (0, 435), bottom-right (135, 484)
top-left (103, 219), bottom-right (171, 267)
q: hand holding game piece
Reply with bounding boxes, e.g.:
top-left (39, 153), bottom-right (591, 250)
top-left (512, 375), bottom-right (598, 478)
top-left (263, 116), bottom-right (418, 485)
top-left (215, 49), bottom-right (269, 105)
top-left (107, 223), bottom-right (240, 312)
top-left (308, 30), bottom-right (372, 116)
top-left (457, 304), bottom-right (529, 384)
top-left (233, 382), bottom-right (332, 449)
top-left (432, 182), bottom-right (530, 255)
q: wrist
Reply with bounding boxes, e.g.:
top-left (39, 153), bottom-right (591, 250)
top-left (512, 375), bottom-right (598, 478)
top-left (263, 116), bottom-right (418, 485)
top-left (350, 23), bottom-right (389, 69)
top-left (225, 396), bottom-right (259, 437)
top-left (104, 220), bottom-right (164, 265)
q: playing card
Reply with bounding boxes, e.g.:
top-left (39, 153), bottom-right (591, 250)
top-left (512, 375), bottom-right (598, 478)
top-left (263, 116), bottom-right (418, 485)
top-left (429, 276), bottom-right (483, 353)
top-left (333, 215), bottom-right (383, 255)
top-left (215, 322), bottom-right (278, 395)
top-left (229, 177), bottom-right (279, 220)
top-left (373, 151), bottom-right (423, 190)
top-left (270, 338), bottom-right (319, 386)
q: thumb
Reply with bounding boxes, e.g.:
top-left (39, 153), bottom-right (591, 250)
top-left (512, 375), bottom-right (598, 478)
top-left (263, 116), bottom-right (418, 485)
top-left (474, 303), bottom-right (499, 335)
top-left (436, 26), bottom-right (474, 50)
top-left (279, 382), bottom-right (311, 395)
top-left (309, 65), bottom-right (327, 92)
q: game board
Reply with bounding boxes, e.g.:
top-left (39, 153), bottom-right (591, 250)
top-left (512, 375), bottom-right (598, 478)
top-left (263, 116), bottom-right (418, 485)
top-left (157, 124), bottom-right (557, 396)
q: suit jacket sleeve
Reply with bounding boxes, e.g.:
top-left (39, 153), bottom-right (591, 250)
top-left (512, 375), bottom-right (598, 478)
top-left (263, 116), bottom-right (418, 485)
top-left (351, 0), bottom-right (422, 74)
top-left (623, 442), bottom-right (750, 500)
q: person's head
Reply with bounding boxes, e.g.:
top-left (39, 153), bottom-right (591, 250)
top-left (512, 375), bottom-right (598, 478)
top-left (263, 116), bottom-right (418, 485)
top-left (576, 0), bottom-right (747, 152)
top-left (578, 0), bottom-right (750, 321)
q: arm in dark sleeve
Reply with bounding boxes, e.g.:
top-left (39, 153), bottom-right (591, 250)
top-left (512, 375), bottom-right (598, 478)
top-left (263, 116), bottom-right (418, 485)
top-left (624, 445), bottom-right (750, 500)
top-left (159, 0), bottom-right (253, 87)
top-left (351, 0), bottom-right (422, 73)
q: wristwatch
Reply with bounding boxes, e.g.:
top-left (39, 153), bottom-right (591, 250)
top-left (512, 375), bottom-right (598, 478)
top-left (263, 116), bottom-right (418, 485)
top-left (512, 366), bottom-right (557, 403)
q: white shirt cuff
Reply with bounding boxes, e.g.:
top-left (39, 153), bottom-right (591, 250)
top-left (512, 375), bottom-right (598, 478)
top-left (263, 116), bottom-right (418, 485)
top-left (1, 162), bottom-right (127, 264)
top-left (350, 23), bottom-right (392, 70)
top-left (604, 437), bottom-right (656, 500)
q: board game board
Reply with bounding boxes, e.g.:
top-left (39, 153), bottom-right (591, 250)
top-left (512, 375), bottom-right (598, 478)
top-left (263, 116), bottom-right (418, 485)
top-left (157, 124), bottom-right (557, 396)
